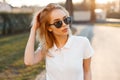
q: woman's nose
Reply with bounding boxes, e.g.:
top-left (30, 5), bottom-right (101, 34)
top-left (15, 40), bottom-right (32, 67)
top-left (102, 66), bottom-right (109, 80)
top-left (62, 21), bottom-right (66, 27)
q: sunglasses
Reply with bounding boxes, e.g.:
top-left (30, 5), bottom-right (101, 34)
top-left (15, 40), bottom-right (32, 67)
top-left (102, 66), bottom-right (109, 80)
top-left (49, 17), bottom-right (72, 28)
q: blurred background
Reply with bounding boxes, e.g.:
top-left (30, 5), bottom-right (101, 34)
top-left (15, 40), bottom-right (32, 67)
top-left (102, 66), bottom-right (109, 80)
top-left (0, 0), bottom-right (120, 80)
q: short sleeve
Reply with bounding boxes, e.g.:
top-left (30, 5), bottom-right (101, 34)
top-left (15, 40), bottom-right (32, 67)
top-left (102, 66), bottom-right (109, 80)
top-left (83, 37), bottom-right (94, 59)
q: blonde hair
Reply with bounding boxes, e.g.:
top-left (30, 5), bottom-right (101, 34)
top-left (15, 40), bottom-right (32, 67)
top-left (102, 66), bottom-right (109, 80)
top-left (32, 3), bottom-right (71, 56)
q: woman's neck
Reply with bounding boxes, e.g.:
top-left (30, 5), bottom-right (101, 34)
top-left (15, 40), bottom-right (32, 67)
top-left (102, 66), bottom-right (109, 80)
top-left (54, 35), bottom-right (68, 48)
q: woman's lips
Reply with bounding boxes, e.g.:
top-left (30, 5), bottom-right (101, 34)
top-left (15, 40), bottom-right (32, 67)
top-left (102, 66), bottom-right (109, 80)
top-left (62, 28), bottom-right (68, 32)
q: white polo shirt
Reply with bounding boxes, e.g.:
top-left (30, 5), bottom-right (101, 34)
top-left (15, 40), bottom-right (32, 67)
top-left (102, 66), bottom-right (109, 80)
top-left (46, 35), bottom-right (94, 80)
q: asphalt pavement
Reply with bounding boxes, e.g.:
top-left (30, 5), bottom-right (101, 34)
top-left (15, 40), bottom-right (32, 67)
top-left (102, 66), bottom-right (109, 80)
top-left (74, 24), bottom-right (120, 80)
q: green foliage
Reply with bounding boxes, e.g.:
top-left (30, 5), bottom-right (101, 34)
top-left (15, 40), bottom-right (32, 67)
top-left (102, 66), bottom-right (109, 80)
top-left (0, 33), bottom-right (45, 80)
top-left (0, 12), bottom-right (32, 35)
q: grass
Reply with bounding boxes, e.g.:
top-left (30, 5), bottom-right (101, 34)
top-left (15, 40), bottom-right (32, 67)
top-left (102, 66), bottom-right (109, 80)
top-left (0, 32), bottom-right (45, 80)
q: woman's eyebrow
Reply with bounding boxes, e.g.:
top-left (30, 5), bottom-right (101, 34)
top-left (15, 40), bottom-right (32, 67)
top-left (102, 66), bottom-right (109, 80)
top-left (53, 15), bottom-right (67, 21)
top-left (53, 18), bottom-right (60, 22)
top-left (63, 15), bottom-right (67, 18)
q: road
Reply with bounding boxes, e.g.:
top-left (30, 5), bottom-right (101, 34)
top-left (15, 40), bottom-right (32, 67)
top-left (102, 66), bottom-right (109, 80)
top-left (74, 24), bottom-right (120, 80)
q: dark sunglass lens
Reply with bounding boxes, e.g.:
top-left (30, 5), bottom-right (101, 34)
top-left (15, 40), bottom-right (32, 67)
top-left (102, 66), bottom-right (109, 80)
top-left (64, 17), bottom-right (71, 24)
top-left (54, 21), bottom-right (62, 28)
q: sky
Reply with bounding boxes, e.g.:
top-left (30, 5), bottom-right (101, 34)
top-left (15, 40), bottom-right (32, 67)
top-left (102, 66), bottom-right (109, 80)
top-left (0, 0), bottom-right (115, 7)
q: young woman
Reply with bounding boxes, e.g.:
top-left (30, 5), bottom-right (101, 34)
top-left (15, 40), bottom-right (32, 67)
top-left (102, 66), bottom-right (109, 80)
top-left (24, 3), bottom-right (94, 80)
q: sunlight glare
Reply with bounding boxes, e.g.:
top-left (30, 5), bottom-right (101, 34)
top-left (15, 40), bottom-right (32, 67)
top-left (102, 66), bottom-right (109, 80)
top-left (4, 0), bottom-right (83, 7)
top-left (96, 0), bottom-right (114, 4)
top-left (95, 9), bottom-right (103, 13)
top-left (1, 0), bottom-right (115, 7)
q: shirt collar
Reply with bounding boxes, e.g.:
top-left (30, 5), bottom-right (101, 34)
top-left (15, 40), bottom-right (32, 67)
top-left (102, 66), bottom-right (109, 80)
top-left (53, 35), bottom-right (72, 50)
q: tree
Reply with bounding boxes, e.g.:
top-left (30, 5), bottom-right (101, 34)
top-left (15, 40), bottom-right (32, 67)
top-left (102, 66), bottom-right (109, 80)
top-left (65, 0), bottom-right (73, 18)
top-left (90, 0), bottom-right (96, 22)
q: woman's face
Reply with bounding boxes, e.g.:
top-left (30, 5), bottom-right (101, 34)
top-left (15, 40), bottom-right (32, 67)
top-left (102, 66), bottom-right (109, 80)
top-left (48, 9), bottom-right (70, 37)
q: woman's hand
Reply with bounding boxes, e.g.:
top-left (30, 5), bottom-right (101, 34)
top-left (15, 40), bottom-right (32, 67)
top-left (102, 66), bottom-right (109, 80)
top-left (31, 12), bottom-right (41, 31)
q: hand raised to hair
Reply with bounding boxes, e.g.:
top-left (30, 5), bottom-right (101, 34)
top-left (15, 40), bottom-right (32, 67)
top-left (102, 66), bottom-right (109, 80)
top-left (31, 12), bottom-right (41, 31)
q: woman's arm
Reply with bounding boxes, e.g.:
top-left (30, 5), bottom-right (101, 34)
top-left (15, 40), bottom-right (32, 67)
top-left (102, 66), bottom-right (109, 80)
top-left (83, 58), bottom-right (92, 80)
top-left (24, 27), bottom-right (43, 66)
